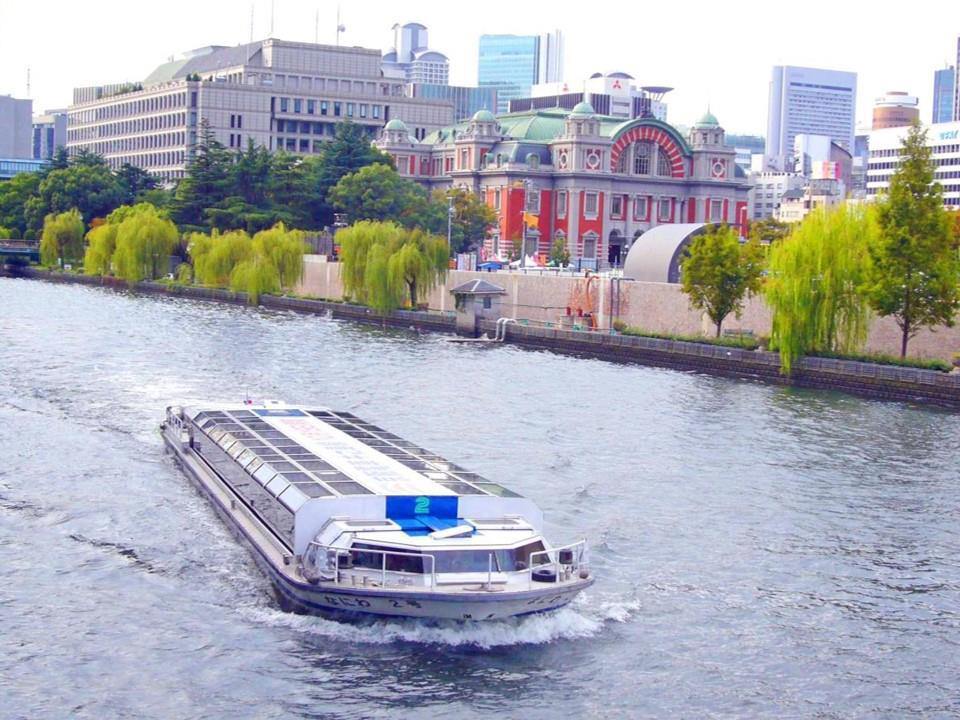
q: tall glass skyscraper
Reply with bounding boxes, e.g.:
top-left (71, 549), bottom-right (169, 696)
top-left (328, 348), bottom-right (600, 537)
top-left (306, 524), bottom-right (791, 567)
top-left (765, 65), bottom-right (857, 171)
top-left (478, 31), bottom-right (563, 114)
top-left (933, 66), bottom-right (955, 123)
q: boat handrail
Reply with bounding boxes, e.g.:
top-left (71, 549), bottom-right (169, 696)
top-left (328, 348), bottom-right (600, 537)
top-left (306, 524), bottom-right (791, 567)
top-left (306, 541), bottom-right (438, 590)
top-left (528, 539), bottom-right (588, 588)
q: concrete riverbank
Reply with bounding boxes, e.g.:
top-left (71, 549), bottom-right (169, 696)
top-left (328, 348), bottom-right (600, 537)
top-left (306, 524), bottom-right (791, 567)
top-left (13, 267), bottom-right (960, 408)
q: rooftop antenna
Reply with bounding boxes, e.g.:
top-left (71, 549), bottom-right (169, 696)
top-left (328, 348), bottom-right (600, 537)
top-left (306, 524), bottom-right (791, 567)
top-left (249, 3), bottom-right (254, 42)
top-left (336, 6), bottom-right (345, 46)
top-left (314, 8), bottom-right (319, 43)
top-left (270, 0), bottom-right (275, 37)
top-left (26, 66), bottom-right (30, 98)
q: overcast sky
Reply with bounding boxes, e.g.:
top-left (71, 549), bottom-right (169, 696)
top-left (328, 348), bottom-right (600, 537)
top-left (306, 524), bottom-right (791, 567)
top-left (1, 0), bottom-right (957, 135)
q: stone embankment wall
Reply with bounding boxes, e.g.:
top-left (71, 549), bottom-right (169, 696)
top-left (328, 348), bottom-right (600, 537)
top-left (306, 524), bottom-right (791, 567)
top-left (296, 256), bottom-right (960, 361)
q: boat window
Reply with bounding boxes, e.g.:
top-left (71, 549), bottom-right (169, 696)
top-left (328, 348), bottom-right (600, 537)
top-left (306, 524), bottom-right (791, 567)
top-left (253, 466), bottom-right (277, 485)
top-left (280, 471), bottom-right (311, 483)
top-left (351, 543), bottom-right (424, 573)
top-left (433, 550), bottom-right (500, 573)
top-left (298, 460), bottom-right (335, 472)
top-left (246, 458), bottom-right (263, 475)
top-left (473, 483), bottom-right (522, 498)
top-left (292, 482), bottom-right (332, 498)
top-left (326, 481), bottom-right (373, 495)
top-left (494, 541), bottom-right (547, 571)
top-left (437, 481), bottom-right (485, 495)
top-left (237, 450), bottom-right (256, 466)
top-left (264, 461), bottom-right (297, 472)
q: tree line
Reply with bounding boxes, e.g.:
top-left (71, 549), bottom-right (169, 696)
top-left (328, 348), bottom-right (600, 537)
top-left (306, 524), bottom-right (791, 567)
top-left (680, 123), bottom-right (960, 367)
top-left (0, 119), bottom-right (495, 254)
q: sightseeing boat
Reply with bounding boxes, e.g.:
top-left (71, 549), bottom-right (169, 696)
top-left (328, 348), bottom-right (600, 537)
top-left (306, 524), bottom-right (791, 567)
top-left (160, 402), bottom-right (593, 620)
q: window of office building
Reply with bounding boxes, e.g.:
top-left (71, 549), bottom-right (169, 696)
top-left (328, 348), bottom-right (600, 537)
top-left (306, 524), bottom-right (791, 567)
top-left (307, 100), bottom-right (315, 114)
top-left (347, 103), bottom-right (354, 117)
top-left (280, 97), bottom-right (288, 112)
top-left (584, 192), bottom-right (599, 216)
top-left (633, 142), bottom-right (653, 175)
top-left (634, 196), bottom-right (648, 220)
top-left (334, 102), bottom-right (342, 116)
top-left (556, 190), bottom-right (567, 218)
top-left (710, 199), bottom-right (724, 221)
top-left (611, 195), bottom-right (623, 218)
top-left (294, 99), bottom-right (302, 113)
top-left (658, 198), bottom-right (672, 222)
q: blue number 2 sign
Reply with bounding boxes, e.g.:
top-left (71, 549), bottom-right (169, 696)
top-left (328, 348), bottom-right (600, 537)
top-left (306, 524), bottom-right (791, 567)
top-left (414, 496), bottom-right (430, 515)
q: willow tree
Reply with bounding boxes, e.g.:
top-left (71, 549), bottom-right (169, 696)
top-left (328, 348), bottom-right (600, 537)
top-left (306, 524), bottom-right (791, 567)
top-left (680, 224), bottom-right (765, 337)
top-left (865, 123), bottom-right (960, 358)
top-left (111, 205), bottom-right (179, 283)
top-left (252, 223), bottom-right (307, 288)
top-left (40, 209), bottom-right (84, 267)
top-left (765, 205), bottom-right (874, 373)
top-left (83, 223), bottom-right (118, 275)
top-left (229, 254), bottom-right (281, 304)
top-left (337, 220), bottom-right (449, 312)
top-left (189, 230), bottom-right (253, 286)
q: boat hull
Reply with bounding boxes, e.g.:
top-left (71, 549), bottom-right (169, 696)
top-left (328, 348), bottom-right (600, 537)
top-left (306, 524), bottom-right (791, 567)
top-left (163, 424), bottom-right (593, 621)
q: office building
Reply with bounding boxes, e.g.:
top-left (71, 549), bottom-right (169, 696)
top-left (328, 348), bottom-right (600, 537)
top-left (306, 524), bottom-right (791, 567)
top-left (748, 171), bottom-right (805, 220)
top-left (725, 133), bottom-right (765, 174)
top-left (933, 66), bottom-right (955, 123)
top-left (872, 91), bottom-right (918, 130)
top-left (765, 65), bottom-right (857, 171)
top-left (868, 120), bottom-right (960, 208)
top-left (67, 39), bottom-right (455, 181)
top-left (376, 106), bottom-right (749, 268)
top-left (382, 23), bottom-right (449, 84)
top-left (851, 132), bottom-right (870, 199)
top-left (0, 95), bottom-right (33, 159)
top-left (478, 31), bottom-right (563, 114)
top-left (509, 73), bottom-right (669, 122)
top-left (406, 84), bottom-right (496, 122)
top-left (33, 109), bottom-right (67, 160)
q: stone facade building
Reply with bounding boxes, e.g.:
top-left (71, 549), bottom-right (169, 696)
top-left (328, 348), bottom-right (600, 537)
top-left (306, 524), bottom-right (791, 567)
top-left (66, 39), bottom-right (455, 182)
top-left (375, 104), bottom-right (749, 268)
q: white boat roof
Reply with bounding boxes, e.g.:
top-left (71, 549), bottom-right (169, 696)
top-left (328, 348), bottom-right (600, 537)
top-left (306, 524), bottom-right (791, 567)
top-left (186, 404), bottom-right (523, 501)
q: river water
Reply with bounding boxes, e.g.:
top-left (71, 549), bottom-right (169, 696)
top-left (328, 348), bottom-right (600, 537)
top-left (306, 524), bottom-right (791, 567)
top-left (1, 277), bottom-right (958, 719)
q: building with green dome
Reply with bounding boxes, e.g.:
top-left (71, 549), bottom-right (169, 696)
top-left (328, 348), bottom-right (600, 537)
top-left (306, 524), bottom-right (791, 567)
top-left (376, 105), bottom-right (748, 270)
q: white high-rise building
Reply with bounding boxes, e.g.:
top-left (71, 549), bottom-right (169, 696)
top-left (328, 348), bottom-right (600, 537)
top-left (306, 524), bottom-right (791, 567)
top-left (765, 65), bottom-right (857, 171)
top-left (382, 23), bottom-right (449, 85)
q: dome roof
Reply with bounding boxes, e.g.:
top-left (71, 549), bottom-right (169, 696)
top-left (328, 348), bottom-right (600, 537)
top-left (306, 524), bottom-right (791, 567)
top-left (694, 109), bottom-right (720, 128)
top-left (472, 109), bottom-right (496, 122)
top-left (570, 101), bottom-right (596, 117)
top-left (384, 118), bottom-right (408, 131)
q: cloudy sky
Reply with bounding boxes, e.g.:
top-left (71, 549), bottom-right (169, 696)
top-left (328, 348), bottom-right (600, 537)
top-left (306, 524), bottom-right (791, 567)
top-left (1, 0), bottom-right (957, 135)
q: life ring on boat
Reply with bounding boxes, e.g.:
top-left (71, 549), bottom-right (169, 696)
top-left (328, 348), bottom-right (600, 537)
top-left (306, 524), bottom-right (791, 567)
top-left (532, 567), bottom-right (557, 583)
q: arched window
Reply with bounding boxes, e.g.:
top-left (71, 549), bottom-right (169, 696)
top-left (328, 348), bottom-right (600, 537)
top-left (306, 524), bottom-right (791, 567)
top-left (633, 141), bottom-right (653, 175)
top-left (657, 148), bottom-right (673, 176)
top-left (615, 150), bottom-right (628, 174)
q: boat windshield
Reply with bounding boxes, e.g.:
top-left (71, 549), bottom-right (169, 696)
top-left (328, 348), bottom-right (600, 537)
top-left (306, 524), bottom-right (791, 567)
top-left (349, 541), bottom-right (547, 574)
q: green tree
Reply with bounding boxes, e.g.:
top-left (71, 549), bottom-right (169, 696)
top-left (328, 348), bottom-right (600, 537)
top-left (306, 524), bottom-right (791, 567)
top-left (680, 225), bottom-right (765, 337)
top-left (172, 119), bottom-right (233, 230)
top-left (188, 230), bottom-right (254, 286)
top-left (549, 236), bottom-right (571, 267)
top-left (40, 209), bottom-right (85, 267)
top-left (0, 226), bottom-right (11, 240)
top-left (111, 204), bottom-right (179, 282)
top-left (765, 205), bottom-right (874, 373)
top-left (864, 123), bottom-right (960, 357)
top-left (300, 121), bottom-right (393, 227)
top-left (117, 163), bottom-right (159, 205)
top-left (26, 161), bottom-right (125, 233)
top-left (328, 163), bottom-right (428, 226)
top-left (229, 254), bottom-right (281, 304)
top-left (0, 172), bottom-right (41, 239)
top-left (83, 222), bottom-right (118, 275)
top-left (749, 218), bottom-right (790, 245)
top-left (251, 223), bottom-right (307, 288)
top-left (420, 188), bottom-right (496, 253)
top-left (338, 220), bottom-right (449, 311)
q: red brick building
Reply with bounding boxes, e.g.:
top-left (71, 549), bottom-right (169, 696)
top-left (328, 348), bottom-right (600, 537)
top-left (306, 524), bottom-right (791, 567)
top-left (375, 103), bottom-right (749, 268)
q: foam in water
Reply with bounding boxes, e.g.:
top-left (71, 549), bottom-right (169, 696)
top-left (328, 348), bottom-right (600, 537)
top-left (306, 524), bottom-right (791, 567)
top-left (240, 592), bottom-right (640, 649)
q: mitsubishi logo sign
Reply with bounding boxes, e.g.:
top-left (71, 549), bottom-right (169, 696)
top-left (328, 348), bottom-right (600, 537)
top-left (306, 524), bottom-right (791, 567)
top-left (612, 79), bottom-right (622, 89)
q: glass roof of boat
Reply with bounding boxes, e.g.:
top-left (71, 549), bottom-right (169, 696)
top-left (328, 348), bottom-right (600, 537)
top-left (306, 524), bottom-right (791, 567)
top-left (191, 408), bottom-right (521, 502)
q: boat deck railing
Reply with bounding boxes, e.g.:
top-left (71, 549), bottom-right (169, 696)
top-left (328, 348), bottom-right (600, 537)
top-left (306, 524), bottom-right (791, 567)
top-left (305, 539), bottom-right (589, 592)
top-left (529, 539), bottom-right (588, 585)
